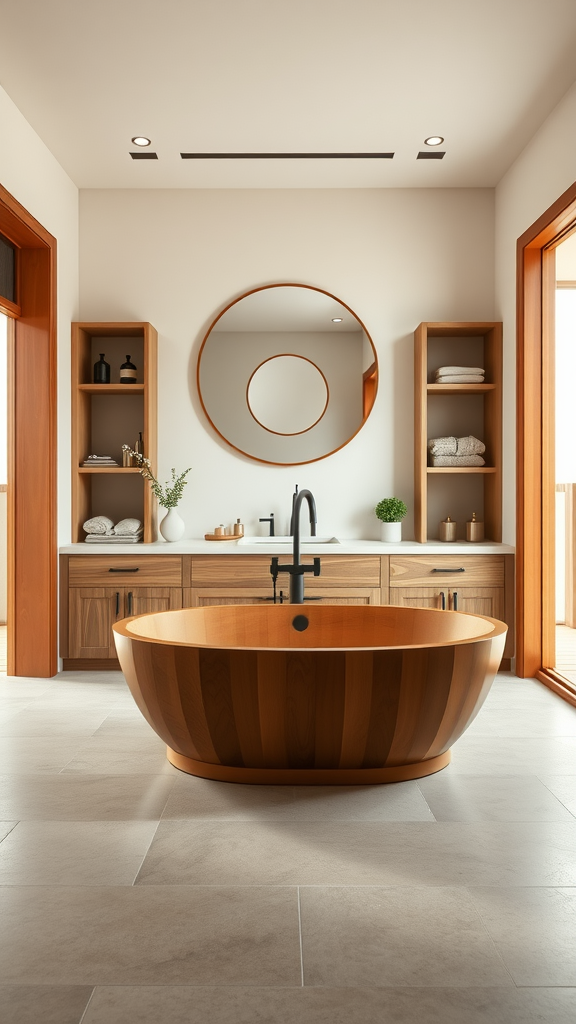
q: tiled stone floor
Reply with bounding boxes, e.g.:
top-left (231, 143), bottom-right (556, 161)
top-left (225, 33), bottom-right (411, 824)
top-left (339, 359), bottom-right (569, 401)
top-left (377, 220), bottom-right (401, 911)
top-left (0, 669), bottom-right (576, 1022)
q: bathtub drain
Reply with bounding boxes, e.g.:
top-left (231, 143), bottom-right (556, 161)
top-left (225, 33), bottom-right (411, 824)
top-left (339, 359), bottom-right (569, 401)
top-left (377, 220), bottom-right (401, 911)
top-left (292, 614), bottom-right (309, 632)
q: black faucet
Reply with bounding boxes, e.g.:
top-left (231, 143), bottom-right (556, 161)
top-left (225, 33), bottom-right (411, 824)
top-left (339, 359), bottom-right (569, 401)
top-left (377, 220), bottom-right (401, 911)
top-left (271, 488), bottom-right (321, 603)
top-left (259, 513), bottom-right (275, 536)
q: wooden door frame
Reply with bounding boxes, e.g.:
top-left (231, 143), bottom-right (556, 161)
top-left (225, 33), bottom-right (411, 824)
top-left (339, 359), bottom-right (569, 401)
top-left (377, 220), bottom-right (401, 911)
top-left (517, 178), bottom-right (576, 705)
top-left (0, 183), bottom-right (57, 677)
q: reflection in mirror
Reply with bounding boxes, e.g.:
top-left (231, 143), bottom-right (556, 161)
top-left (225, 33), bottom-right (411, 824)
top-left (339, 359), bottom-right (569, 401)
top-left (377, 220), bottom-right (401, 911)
top-left (197, 284), bottom-right (377, 465)
top-left (247, 355), bottom-right (329, 435)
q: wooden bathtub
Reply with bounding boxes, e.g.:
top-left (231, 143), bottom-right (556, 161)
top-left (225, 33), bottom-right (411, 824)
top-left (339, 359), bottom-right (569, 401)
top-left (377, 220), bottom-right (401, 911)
top-left (113, 604), bottom-right (507, 784)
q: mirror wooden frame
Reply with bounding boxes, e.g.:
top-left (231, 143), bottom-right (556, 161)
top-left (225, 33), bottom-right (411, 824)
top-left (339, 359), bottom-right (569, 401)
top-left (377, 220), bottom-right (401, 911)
top-left (197, 282), bottom-right (378, 466)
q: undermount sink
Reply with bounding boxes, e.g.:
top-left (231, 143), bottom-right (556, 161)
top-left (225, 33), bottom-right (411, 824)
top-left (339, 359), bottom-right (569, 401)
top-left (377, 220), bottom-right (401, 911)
top-left (238, 535), bottom-right (340, 545)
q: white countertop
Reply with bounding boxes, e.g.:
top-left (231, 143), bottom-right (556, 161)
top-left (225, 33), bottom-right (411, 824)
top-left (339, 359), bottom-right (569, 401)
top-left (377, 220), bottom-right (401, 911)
top-left (60, 539), bottom-right (515, 555)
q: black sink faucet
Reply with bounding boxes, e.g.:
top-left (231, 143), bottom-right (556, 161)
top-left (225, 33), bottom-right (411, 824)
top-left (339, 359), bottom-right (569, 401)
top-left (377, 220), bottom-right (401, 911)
top-left (259, 513), bottom-right (275, 536)
top-left (271, 488), bottom-right (320, 603)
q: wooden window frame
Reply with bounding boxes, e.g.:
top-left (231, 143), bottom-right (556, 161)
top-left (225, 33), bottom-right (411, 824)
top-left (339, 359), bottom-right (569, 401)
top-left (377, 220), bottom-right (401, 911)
top-left (0, 182), bottom-right (57, 677)
top-left (517, 178), bottom-right (576, 707)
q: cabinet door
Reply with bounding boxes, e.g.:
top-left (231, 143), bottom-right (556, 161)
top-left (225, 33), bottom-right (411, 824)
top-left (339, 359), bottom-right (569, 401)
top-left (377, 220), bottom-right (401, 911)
top-left (125, 587), bottom-right (183, 616)
top-left (389, 586), bottom-right (504, 620)
top-left (183, 587), bottom-right (381, 607)
top-left (388, 587), bottom-right (449, 611)
top-left (69, 588), bottom-right (121, 659)
top-left (450, 587), bottom-right (504, 620)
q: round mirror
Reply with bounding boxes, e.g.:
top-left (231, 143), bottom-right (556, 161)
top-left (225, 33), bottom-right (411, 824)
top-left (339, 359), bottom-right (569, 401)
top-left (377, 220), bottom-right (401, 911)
top-left (247, 355), bottom-right (329, 435)
top-left (197, 283), bottom-right (378, 465)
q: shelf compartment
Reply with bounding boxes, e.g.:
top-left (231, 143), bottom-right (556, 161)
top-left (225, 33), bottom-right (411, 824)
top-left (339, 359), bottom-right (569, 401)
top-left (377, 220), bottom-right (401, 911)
top-left (414, 321), bottom-right (502, 543)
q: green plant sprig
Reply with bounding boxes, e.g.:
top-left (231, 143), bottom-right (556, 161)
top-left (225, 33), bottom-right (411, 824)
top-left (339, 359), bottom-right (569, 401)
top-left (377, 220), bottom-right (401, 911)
top-left (375, 497), bottom-right (408, 523)
top-left (123, 448), bottom-right (191, 509)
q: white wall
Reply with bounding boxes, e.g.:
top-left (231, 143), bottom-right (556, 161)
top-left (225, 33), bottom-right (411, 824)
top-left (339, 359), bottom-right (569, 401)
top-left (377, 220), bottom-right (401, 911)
top-left (0, 83), bottom-right (79, 545)
top-left (79, 187), bottom-right (495, 540)
top-left (495, 80), bottom-right (576, 543)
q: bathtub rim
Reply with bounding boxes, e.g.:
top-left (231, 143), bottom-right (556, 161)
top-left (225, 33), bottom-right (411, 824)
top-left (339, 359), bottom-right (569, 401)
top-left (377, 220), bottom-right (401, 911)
top-left (112, 603), bottom-right (507, 653)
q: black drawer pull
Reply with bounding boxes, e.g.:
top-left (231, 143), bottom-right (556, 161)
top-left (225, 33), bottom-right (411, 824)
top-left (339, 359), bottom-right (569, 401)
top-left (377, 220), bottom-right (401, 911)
top-left (431, 567), bottom-right (465, 573)
top-left (453, 591), bottom-right (459, 611)
top-left (440, 591), bottom-right (446, 610)
top-left (127, 592), bottom-right (133, 616)
top-left (108, 567), bottom-right (140, 573)
top-left (115, 592), bottom-right (120, 616)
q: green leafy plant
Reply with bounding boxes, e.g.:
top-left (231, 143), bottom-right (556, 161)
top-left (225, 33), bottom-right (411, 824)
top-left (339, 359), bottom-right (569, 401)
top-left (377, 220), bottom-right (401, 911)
top-left (375, 497), bottom-right (408, 523)
top-left (123, 448), bottom-right (191, 509)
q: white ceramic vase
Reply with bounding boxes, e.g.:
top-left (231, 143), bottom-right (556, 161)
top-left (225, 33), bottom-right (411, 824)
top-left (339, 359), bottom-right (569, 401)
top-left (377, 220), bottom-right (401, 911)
top-left (380, 521), bottom-right (402, 543)
top-left (159, 507), bottom-right (185, 542)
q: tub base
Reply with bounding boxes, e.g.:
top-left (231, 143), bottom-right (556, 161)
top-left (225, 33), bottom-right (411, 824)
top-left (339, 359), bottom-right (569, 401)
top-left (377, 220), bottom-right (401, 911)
top-left (166, 747), bottom-right (452, 785)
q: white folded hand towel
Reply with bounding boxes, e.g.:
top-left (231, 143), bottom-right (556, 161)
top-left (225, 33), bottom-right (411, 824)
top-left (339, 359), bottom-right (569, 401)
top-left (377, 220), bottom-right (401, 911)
top-left (427, 436), bottom-right (457, 456)
top-left (435, 366), bottom-right (485, 377)
top-left (429, 455), bottom-right (486, 467)
top-left (435, 374), bottom-right (485, 383)
top-left (456, 435), bottom-right (485, 456)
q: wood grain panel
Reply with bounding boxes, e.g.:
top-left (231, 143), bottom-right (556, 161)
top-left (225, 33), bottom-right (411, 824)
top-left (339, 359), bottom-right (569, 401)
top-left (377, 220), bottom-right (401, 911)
top-left (69, 588), bottom-right (119, 659)
top-left (69, 555), bottom-right (182, 587)
top-left (183, 587), bottom-right (381, 607)
top-left (390, 555), bottom-right (504, 587)
top-left (198, 649), bottom-right (243, 766)
top-left (189, 555), bottom-right (380, 588)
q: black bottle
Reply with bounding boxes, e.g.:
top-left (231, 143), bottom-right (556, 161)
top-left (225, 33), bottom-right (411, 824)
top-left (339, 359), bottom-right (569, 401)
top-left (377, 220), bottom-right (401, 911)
top-left (120, 355), bottom-right (137, 384)
top-left (93, 353), bottom-right (110, 384)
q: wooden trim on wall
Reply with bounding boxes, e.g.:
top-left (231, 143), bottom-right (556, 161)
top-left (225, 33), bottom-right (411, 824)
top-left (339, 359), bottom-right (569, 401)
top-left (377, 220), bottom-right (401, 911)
top-left (517, 179), bottom-right (576, 680)
top-left (0, 182), bottom-right (57, 677)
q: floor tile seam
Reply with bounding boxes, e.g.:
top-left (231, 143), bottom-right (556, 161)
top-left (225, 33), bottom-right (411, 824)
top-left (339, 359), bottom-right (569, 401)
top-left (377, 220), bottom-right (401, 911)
top-left (77, 986), bottom-right (97, 1024)
top-left (0, 821), bottom-right (19, 845)
top-left (536, 777), bottom-right (576, 818)
top-left (296, 887), bottom-right (304, 987)
top-left (131, 817), bottom-right (164, 886)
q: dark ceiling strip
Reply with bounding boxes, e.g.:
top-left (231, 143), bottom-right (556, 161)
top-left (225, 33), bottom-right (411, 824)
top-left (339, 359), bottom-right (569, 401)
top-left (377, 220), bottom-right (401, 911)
top-left (416, 151), bottom-right (445, 160)
top-left (130, 152), bottom-right (158, 160)
top-left (180, 152), bottom-right (395, 160)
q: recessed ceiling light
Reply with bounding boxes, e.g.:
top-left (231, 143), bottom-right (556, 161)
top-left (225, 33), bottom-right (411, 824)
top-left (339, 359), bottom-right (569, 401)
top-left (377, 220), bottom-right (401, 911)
top-left (331, 317), bottom-right (343, 323)
top-left (424, 136), bottom-right (444, 147)
top-left (131, 136), bottom-right (151, 147)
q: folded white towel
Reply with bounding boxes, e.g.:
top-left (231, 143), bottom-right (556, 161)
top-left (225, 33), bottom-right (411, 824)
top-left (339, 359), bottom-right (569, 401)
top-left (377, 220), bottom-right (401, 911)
top-left (435, 366), bottom-right (485, 376)
top-left (114, 518), bottom-right (143, 536)
top-left (435, 374), bottom-right (485, 383)
top-left (83, 515), bottom-right (115, 535)
top-left (429, 455), bottom-right (486, 467)
top-left (457, 436), bottom-right (485, 456)
top-left (85, 532), bottom-right (143, 543)
top-left (427, 436), bottom-right (457, 456)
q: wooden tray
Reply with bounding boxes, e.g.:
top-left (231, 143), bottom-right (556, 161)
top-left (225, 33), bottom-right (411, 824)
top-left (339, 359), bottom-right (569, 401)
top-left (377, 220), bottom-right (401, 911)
top-left (204, 533), bottom-right (239, 541)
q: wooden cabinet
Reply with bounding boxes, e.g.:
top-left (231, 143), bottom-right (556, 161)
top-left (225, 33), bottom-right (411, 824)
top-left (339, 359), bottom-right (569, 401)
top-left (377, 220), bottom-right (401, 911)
top-left (389, 552), bottom-right (513, 661)
top-left (71, 322), bottom-right (158, 543)
top-left (414, 322), bottom-right (502, 543)
top-left (61, 550), bottom-right (513, 667)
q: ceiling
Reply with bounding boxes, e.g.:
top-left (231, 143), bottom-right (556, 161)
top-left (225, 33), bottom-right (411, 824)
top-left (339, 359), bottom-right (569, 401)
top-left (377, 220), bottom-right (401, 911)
top-left (1, 0), bottom-right (576, 189)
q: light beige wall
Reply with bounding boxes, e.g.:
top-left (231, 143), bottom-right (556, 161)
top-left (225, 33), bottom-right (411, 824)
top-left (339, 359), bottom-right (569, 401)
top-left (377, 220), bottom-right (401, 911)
top-left (0, 83), bottom-right (79, 545)
top-left (495, 80), bottom-right (576, 543)
top-left (80, 187), bottom-right (494, 540)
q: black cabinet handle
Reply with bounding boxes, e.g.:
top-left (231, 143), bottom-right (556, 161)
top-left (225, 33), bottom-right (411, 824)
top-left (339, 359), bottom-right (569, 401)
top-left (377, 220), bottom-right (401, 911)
top-left (108, 567), bottom-right (140, 573)
top-left (431, 567), bottom-right (465, 573)
top-left (127, 592), bottom-right (133, 616)
top-left (453, 591), bottom-right (459, 611)
top-left (440, 591), bottom-right (446, 610)
top-left (115, 592), bottom-right (120, 616)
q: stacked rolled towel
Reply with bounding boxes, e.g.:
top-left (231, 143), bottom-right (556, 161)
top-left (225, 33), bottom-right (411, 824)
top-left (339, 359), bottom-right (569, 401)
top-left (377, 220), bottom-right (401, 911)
top-left (434, 365), bottom-right (485, 384)
top-left (83, 516), bottom-right (143, 542)
top-left (427, 435), bottom-right (486, 467)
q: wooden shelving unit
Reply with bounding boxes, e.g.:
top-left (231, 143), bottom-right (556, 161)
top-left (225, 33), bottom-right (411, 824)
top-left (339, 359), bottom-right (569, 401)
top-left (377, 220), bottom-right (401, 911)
top-left (414, 321), bottom-right (502, 543)
top-left (71, 322), bottom-right (158, 543)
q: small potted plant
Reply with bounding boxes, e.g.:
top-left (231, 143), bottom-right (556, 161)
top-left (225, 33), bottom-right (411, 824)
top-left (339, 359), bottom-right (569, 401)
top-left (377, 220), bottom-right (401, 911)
top-left (375, 497), bottom-right (407, 543)
top-left (124, 447), bottom-right (191, 542)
